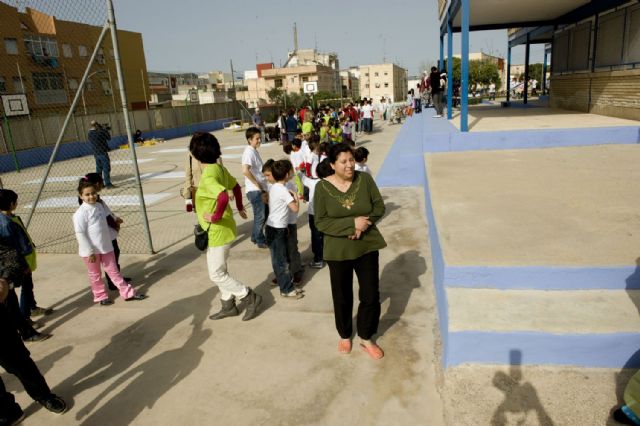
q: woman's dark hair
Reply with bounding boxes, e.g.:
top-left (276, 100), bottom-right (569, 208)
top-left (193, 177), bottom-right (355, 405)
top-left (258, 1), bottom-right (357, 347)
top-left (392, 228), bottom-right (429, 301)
top-left (271, 160), bottom-right (291, 181)
top-left (354, 147), bottom-right (369, 163)
top-left (77, 178), bottom-right (98, 195)
top-left (189, 132), bottom-right (221, 164)
top-left (282, 141), bottom-right (293, 155)
top-left (316, 158), bottom-right (334, 179)
top-left (328, 142), bottom-right (354, 164)
top-left (0, 189), bottom-right (18, 211)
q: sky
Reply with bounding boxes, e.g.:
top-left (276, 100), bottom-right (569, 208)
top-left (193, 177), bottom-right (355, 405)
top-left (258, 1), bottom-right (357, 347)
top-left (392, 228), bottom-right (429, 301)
top-left (112, 0), bottom-right (545, 76)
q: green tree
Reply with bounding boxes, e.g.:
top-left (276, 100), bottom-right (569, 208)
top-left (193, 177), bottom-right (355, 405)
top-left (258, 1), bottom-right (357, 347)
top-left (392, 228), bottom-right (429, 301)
top-left (443, 57), bottom-right (501, 90)
top-left (517, 63), bottom-right (543, 84)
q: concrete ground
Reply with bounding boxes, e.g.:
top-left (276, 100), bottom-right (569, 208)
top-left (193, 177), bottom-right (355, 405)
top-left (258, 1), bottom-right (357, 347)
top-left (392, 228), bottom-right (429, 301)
top-left (449, 101), bottom-right (640, 132)
top-left (2, 121), bottom-right (447, 425)
top-left (426, 145), bottom-right (640, 266)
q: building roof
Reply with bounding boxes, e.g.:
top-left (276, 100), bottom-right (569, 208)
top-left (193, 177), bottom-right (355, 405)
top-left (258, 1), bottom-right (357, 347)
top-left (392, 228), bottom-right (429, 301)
top-left (439, 0), bottom-right (628, 33)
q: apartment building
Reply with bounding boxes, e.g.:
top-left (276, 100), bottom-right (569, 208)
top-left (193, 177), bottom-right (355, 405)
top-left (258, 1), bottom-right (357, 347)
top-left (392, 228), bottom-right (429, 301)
top-left (0, 2), bottom-right (149, 115)
top-left (358, 63), bottom-right (408, 103)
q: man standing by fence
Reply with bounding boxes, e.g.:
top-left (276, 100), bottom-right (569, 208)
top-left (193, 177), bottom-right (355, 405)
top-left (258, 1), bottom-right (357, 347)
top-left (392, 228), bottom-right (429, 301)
top-left (87, 121), bottom-right (114, 188)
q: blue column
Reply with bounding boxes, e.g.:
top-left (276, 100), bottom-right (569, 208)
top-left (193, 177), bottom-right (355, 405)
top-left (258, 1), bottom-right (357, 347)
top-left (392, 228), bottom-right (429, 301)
top-left (447, 15), bottom-right (453, 119)
top-left (542, 50), bottom-right (548, 95)
top-left (524, 34), bottom-right (530, 104)
top-left (506, 46), bottom-right (511, 102)
top-left (439, 36), bottom-right (444, 70)
top-left (460, 0), bottom-right (469, 132)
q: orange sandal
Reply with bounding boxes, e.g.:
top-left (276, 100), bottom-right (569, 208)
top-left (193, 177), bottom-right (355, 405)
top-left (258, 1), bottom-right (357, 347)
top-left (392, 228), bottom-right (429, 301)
top-left (360, 343), bottom-right (384, 360)
top-left (338, 339), bottom-right (352, 354)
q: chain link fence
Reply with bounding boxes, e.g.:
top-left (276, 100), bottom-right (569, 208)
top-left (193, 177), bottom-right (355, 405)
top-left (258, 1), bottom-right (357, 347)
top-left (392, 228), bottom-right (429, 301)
top-left (0, 0), bottom-right (209, 254)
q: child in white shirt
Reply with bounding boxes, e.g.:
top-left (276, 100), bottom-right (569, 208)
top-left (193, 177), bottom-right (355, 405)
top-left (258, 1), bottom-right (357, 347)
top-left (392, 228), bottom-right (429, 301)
top-left (303, 158), bottom-right (333, 268)
top-left (265, 160), bottom-right (303, 299)
top-left (73, 179), bottom-right (146, 305)
top-left (354, 146), bottom-right (372, 175)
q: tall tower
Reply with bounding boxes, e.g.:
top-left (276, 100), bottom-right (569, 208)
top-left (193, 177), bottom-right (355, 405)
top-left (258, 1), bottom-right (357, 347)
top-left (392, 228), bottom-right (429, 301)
top-left (293, 22), bottom-right (298, 53)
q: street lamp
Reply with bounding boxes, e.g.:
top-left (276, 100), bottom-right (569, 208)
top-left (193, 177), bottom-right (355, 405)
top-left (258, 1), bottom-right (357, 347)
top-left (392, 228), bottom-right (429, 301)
top-left (81, 69), bottom-right (116, 115)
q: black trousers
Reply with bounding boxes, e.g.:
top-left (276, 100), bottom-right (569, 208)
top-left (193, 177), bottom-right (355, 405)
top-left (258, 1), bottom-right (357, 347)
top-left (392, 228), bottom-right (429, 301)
top-left (5, 290), bottom-right (37, 340)
top-left (0, 305), bottom-right (51, 410)
top-left (327, 251), bottom-right (380, 340)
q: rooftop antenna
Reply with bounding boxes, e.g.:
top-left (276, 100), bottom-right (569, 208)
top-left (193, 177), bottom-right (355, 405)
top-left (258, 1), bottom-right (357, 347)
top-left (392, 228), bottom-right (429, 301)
top-left (293, 22), bottom-right (298, 53)
top-left (314, 33), bottom-right (318, 51)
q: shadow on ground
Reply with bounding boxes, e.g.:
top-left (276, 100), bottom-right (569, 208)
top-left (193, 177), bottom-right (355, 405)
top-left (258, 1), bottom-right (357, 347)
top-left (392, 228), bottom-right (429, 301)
top-left (491, 350), bottom-right (554, 426)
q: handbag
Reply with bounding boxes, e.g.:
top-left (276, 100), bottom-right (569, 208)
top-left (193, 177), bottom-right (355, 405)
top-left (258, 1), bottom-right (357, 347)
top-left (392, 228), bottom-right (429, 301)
top-left (194, 223), bottom-right (211, 251)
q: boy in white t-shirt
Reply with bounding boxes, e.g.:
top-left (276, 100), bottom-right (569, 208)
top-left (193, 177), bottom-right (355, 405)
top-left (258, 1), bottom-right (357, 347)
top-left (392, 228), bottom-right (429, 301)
top-left (283, 161), bottom-right (303, 284)
top-left (265, 160), bottom-right (303, 299)
top-left (303, 158), bottom-right (333, 269)
top-left (241, 127), bottom-right (269, 248)
top-left (354, 147), bottom-right (372, 175)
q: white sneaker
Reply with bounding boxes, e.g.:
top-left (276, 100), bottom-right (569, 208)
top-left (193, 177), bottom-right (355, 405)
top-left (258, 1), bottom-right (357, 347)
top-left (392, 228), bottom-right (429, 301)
top-left (309, 261), bottom-right (325, 269)
top-left (281, 289), bottom-right (304, 299)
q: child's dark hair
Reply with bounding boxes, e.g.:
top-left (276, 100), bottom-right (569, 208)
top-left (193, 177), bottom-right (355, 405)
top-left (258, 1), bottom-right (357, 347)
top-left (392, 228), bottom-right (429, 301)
top-left (189, 132), bottom-right (221, 164)
top-left (77, 177), bottom-right (98, 195)
top-left (354, 147), bottom-right (369, 163)
top-left (316, 158), bottom-right (334, 179)
top-left (308, 139), bottom-right (318, 153)
top-left (83, 172), bottom-right (104, 186)
top-left (328, 142), bottom-right (354, 163)
top-left (271, 160), bottom-right (291, 181)
top-left (291, 139), bottom-right (302, 149)
top-left (282, 141), bottom-right (293, 155)
top-left (245, 126), bottom-right (261, 142)
top-left (318, 142), bottom-right (330, 155)
top-left (0, 189), bottom-right (18, 211)
top-left (280, 158), bottom-right (294, 172)
top-left (262, 158), bottom-right (275, 173)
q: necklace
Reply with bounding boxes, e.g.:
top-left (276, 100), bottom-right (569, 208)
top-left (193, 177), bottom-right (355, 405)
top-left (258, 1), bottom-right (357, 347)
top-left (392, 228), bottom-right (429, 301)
top-left (324, 176), bottom-right (361, 209)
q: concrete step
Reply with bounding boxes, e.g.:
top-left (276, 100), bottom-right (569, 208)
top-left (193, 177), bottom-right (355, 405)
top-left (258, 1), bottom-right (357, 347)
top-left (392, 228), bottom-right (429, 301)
top-left (448, 288), bottom-right (640, 334)
top-left (445, 288), bottom-right (640, 367)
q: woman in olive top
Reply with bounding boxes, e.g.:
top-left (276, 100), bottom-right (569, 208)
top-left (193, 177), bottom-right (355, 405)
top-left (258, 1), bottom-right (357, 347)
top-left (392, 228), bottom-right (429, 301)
top-left (313, 143), bottom-right (387, 359)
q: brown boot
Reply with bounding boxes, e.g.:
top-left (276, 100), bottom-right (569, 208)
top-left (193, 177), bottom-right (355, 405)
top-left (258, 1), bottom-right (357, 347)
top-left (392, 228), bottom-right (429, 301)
top-left (209, 298), bottom-right (239, 320)
top-left (240, 288), bottom-right (262, 321)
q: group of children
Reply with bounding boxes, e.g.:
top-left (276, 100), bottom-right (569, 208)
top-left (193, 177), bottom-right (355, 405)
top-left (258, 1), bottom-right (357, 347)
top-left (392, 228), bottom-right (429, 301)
top-left (241, 126), bottom-right (373, 301)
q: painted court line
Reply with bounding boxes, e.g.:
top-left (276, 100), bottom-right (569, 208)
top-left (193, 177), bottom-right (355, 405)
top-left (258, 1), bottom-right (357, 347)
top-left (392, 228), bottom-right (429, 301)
top-left (23, 176), bottom-right (81, 185)
top-left (122, 171), bottom-right (185, 182)
top-left (25, 193), bottom-right (171, 208)
top-left (221, 154), bottom-right (242, 159)
top-left (154, 148), bottom-right (188, 154)
top-left (112, 158), bottom-right (155, 165)
top-left (222, 145), bottom-right (248, 150)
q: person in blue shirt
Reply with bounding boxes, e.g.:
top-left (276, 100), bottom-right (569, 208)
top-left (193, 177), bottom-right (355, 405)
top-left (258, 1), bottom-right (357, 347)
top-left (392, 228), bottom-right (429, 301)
top-left (87, 121), bottom-right (114, 188)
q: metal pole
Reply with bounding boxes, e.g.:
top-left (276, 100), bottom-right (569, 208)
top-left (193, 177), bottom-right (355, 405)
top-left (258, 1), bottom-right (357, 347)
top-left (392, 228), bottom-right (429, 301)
top-left (107, 67), bottom-right (117, 113)
top-left (447, 14), bottom-right (453, 119)
top-left (439, 36), bottom-right (444, 70)
top-left (524, 34), bottom-right (530, 104)
top-left (460, 0), bottom-right (470, 132)
top-left (26, 21), bottom-right (111, 228)
top-left (15, 62), bottom-right (30, 121)
top-left (107, 0), bottom-right (154, 253)
top-left (542, 50), bottom-right (548, 96)
top-left (81, 87), bottom-right (87, 115)
top-left (2, 114), bottom-right (19, 172)
top-left (506, 46), bottom-right (512, 103)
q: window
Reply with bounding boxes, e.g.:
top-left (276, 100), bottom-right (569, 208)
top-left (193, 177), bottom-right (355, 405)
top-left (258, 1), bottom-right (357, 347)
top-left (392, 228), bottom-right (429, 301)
top-left (375, 83), bottom-right (380, 88)
top-left (374, 72), bottom-right (379, 77)
top-left (32, 72), bottom-right (66, 104)
top-left (78, 45), bottom-right (88, 57)
top-left (274, 78), bottom-right (283, 88)
top-left (302, 76), bottom-right (308, 82)
top-left (365, 83), bottom-right (370, 88)
top-left (97, 48), bottom-right (105, 64)
top-left (384, 72), bottom-right (388, 76)
top-left (68, 78), bottom-right (78, 90)
top-left (365, 73), bottom-right (369, 77)
top-left (4, 38), bottom-right (18, 55)
top-left (12, 77), bottom-right (24, 93)
top-left (384, 82), bottom-right (389, 88)
top-left (0, 77), bottom-right (6, 93)
top-left (109, 49), bottom-right (114, 58)
top-left (62, 43), bottom-right (73, 58)
top-left (23, 34), bottom-right (59, 57)
top-left (101, 79), bottom-right (111, 93)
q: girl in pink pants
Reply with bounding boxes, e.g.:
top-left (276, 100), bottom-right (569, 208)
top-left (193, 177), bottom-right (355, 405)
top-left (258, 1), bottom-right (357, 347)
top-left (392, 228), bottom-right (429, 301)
top-left (73, 178), bottom-right (147, 305)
